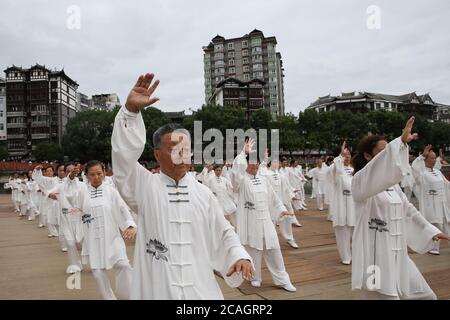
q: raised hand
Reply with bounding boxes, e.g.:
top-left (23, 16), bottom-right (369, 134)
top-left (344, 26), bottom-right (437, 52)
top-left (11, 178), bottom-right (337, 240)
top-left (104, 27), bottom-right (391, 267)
top-left (243, 138), bottom-right (256, 155)
top-left (125, 73), bottom-right (160, 113)
top-left (401, 117), bottom-right (418, 144)
top-left (340, 141), bottom-right (347, 156)
top-left (422, 144), bottom-right (432, 158)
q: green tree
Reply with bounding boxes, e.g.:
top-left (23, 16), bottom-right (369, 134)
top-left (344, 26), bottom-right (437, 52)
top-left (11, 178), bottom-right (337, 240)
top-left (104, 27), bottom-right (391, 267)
top-left (0, 146), bottom-right (8, 160)
top-left (33, 141), bottom-right (63, 161)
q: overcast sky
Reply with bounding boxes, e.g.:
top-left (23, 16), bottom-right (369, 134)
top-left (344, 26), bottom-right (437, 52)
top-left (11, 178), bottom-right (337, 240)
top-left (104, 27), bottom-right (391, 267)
top-left (1, 0), bottom-right (449, 114)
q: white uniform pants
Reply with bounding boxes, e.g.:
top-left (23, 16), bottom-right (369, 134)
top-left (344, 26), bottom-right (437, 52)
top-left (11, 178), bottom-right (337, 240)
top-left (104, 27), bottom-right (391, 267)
top-left (279, 217), bottom-right (294, 241)
top-left (91, 260), bottom-right (132, 300)
top-left (245, 245), bottom-right (292, 286)
top-left (334, 226), bottom-right (353, 263)
top-left (316, 193), bottom-right (324, 210)
top-left (362, 288), bottom-right (436, 300)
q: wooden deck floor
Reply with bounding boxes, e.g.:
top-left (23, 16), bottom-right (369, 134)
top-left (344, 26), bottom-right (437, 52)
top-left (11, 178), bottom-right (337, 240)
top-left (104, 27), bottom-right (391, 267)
top-left (0, 194), bottom-right (448, 300)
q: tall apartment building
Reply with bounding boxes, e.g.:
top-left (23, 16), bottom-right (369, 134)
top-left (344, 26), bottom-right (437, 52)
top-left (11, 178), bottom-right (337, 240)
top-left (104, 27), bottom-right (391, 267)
top-left (203, 29), bottom-right (285, 117)
top-left (4, 64), bottom-right (78, 160)
top-left (0, 78), bottom-right (6, 141)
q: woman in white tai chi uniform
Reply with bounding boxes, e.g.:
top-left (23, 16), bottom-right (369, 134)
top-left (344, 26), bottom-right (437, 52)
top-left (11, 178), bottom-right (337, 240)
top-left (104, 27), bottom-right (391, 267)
top-left (74, 160), bottom-right (137, 300)
top-left (328, 142), bottom-right (355, 265)
top-left (412, 144), bottom-right (450, 255)
top-left (351, 117), bottom-right (450, 300)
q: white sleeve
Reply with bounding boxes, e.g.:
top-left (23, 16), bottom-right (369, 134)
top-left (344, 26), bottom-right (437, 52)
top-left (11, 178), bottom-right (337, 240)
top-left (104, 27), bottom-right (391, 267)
top-left (230, 151), bottom-right (247, 191)
top-left (411, 155), bottom-right (426, 182)
top-left (111, 106), bottom-right (153, 213)
top-left (396, 187), bottom-right (441, 253)
top-left (352, 137), bottom-right (409, 202)
top-left (208, 193), bottom-right (252, 288)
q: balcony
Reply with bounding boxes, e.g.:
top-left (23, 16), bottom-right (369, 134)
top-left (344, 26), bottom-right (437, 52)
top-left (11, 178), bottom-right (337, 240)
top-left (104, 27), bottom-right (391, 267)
top-left (32, 133), bottom-right (51, 139)
top-left (7, 134), bottom-right (26, 139)
top-left (7, 112), bottom-right (26, 117)
top-left (7, 123), bottom-right (26, 129)
top-left (31, 121), bottom-right (50, 128)
top-left (31, 111), bottom-right (50, 116)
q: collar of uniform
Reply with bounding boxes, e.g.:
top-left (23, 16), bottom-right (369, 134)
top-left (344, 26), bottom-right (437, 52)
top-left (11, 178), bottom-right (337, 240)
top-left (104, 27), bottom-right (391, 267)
top-left (160, 171), bottom-right (189, 186)
top-left (246, 172), bottom-right (259, 179)
top-left (89, 183), bottom-right (104, 191)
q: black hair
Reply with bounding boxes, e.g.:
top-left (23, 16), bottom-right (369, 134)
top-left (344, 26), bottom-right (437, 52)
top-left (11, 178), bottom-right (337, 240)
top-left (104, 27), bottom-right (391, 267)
top-left (84, 160), bottom-right (106, 175)
top-left (213, 164), bottom-right (222, 170)
top-left (353, 135), bottom-right (386, 175)
top-left (153, 123), bottom-right (190, 150)
top-left (55, 163), bottom-right (65, 172)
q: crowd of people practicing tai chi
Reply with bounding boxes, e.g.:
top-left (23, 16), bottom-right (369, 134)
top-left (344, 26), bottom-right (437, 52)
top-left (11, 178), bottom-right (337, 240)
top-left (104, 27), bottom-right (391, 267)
top-left (4, 72), bottom-right (450, 300)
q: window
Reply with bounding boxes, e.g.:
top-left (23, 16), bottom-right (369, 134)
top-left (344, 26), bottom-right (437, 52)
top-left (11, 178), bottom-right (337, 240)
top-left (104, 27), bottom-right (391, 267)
top-left (51, 81), bottom-right (57, 89)
top-left (251, 38), bottom-right (262, 46)
top-left (227, 43), bottom-right (234, 50)
top-left (243, 58), bottom-right (249, 64)
top-left (243, 66), bottom-right (250, 72)
top-left (228, 67), bottom-right (235, 74)
top-left (228, 51), bottom-right (235, 58)
top-left (0, 124), bottom-right (3, 130)
top-left (242, 49), bottom-right (249, 56)
top-left (214, 44), bottom-right (224, 51)
top-left (242, 40), bottom-right (248, 48)
top-left (252, 46), bottom-right (262, 53)
top-left (243, 74), bottom-right (250, 80)
top-left (228, 59), bottom-right (235, 66)
top-left (0, 111), bottom-right (3, 117)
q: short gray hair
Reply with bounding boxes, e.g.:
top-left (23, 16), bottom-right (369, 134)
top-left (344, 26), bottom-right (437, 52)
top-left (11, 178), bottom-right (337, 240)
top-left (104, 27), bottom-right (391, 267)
top-left (152, 123), bottom-right (191, 150)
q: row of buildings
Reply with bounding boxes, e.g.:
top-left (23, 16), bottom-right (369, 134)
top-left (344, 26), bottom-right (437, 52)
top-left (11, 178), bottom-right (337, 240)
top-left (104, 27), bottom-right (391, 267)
top-left (202, 30), bottom-right (449, 124)
top-left (305, 91), bottom-right (450, 124)
top-left (1, 64), bottom-right (122, 160)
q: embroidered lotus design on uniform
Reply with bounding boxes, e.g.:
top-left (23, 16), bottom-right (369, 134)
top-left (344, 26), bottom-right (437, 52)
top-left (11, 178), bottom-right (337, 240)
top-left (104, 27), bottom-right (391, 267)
top-left (82, 214), bottom-right (94, 226)
top-left (244, 201), bottom-right (255, 210)
top-left (343, 189), bottom-right (352, 196)
top-left (62, 208), bottom-right (69, 215)
top-left (146, 239), bottom-right (169, 261)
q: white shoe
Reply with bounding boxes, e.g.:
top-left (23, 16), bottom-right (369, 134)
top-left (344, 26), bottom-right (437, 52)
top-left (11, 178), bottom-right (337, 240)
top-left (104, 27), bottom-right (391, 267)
top-left (251, 280), bottom-right (261, 288)
top-left (66, 265), bottom-right (81, 274)
top-left (428, 250), bottom-right (440, 255)
top-left (38, 224), bottom-right (45, 228)
top-left (48, 234), bottom-right (56, 238)
top-left (61, 248), bottom-right (68, 252)
top-left (341, 260), bottom-right (351, 265)
top-left (287, 240), bottom-right (299, 249)
top-left (293, 223), bottom-right (303, 227)
top-left (282, 283), bottom-right (297, 292)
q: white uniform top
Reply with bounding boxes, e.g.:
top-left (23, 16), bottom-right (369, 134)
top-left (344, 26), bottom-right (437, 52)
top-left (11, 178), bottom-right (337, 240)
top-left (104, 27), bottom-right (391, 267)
top-left (328, 155), bottom-right (355, 227)
top-left (205, 174), bottom-right (237, 215)
top-left (231, 152), bottom-right (287, 250)
top-left (412, 155), bottom-right (450, 224)
top-left (111, 107), bottom-right (251, 300)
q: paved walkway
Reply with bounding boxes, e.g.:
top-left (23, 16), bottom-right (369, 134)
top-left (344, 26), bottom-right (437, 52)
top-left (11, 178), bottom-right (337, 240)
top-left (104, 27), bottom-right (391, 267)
top-left (0, 194), bottom-right (448, 299)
